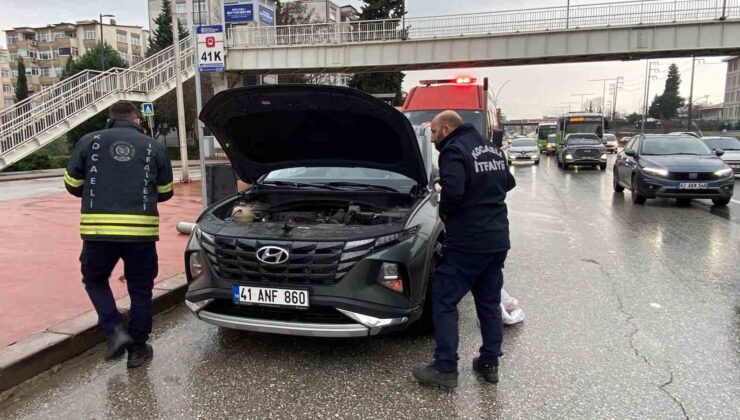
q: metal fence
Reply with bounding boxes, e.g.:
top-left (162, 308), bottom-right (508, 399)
top-left (229, 0), bottom-right (740, 48)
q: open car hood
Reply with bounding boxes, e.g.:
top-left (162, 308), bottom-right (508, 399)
top-left (199, 85), bottom-right (428, 187)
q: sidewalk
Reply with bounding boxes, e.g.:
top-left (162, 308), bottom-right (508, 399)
top-left (0, 181), bottom-right (204, 349)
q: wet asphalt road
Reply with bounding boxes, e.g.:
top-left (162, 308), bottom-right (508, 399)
top-left (1, 155), bottom-right (739, 419)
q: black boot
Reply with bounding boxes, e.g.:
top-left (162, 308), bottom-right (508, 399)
top-left (127, 343), bottom-right (153, 369)
top-left (472, 357), bottom-right (499, 384)
top-left (105, 324), bottom-right (133, 361)
top-left (413, 364), bottom-right (458, 389)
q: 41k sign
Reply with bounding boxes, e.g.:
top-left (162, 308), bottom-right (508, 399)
top-left (197, 25), bottom-right (224, 73)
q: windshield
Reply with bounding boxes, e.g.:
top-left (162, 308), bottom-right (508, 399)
top-left (704, 137), bottom-right (740, 151)
top-left (547, 134), bottom-right (557, 143)
top-left (641, 137), bottom-right (712, 155)
top-left (565, 122), bottom-right (604, 137)
top-left (404, 110), bottom-right (485, 136)
top-left (537, 125), bottom-right (557, 140)
top-left (603, 134), bottom-right (616, 141)
top-left (512, 139), bottom-right (537, 147)
top-left (567, 137), bottom-right (602, 146)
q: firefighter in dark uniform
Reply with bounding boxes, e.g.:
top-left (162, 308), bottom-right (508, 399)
top-left (64, 101), bottom-right (173, 368)
top-left (414, 110), bottom-right (516, 388)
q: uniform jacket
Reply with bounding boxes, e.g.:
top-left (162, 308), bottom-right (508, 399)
top-left (64, 119), bottom-right (174, 242)
top-left (437, 123), bottom-right (516, 252)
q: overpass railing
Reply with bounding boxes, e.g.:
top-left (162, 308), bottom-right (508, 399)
top-left (228, 0), bottom-right (740, 48)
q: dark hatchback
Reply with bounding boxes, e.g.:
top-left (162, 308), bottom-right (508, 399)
top-left (613, 134), bottom-right (734, 206)
top-left (183, 85), bottom-right (443, 337)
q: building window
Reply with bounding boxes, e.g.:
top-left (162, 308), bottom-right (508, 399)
top-left (0, 55), bottom-right (7, 64)
top-left (11, 70), bottom-right (18, 78)
top-left (117, 32), bottom-right (128, 44)
top-left (39, 51), bottom-right (52, 60)
top-left (40, 67), bottom-right (53, 77)
top-left (7, 35), bottom-right (18, 45)
top-left (53, 31), bottom-right (65, 39)
top-left (57, 47), bottom-right (72, 56)
top-left (2, 85), bottom-right (12, 93)
top-left (54, 67), bottom-right (64, 77)
top-left (84, 30), bottom-right (97, 40)
top-left (2, 70), bottom-right (11, 78)
top-left (118, 51), bottom-right (128, 62)
top-left (25, 67), bottom-right (39, 76)
top-left (176, 2), bottom-right (187, 13)
top-left (131, 35), bottom-right (140, 46)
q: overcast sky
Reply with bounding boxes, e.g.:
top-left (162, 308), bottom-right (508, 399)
top-left (0, 0), bottom-right (730, 118)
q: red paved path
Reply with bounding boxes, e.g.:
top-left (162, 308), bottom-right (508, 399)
top-left (0, 182), bottom-right (203, 348)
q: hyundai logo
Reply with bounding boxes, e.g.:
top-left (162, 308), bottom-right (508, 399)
top-left (689, 173), bottom-right (698, 180)
top-left (256, 246), bottom-right (289, 265)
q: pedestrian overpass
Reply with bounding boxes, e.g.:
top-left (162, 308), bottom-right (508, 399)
top-left (2, 0), bottom-right (740, 169)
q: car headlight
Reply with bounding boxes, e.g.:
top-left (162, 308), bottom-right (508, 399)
top-left (377, 262), bottom-right (404, 293)
top-left (642, 167), bottom-right (669, 177)
top-left (714, 167), bottom-right (733, 177)
top-left (601, 154), bottom-right (607, 160)
top-left (565, 154), bottom-right (573, 160)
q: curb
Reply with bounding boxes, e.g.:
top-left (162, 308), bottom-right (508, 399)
top-left (0, 273), bottom-right (188, 397)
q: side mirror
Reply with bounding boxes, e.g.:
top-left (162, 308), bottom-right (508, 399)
top-left (715, 149), bottom-right (725, 157)
top-left (625, 149), bottom-right (637, 157)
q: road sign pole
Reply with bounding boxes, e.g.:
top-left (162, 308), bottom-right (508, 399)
top-left (194, 24), bottom-right (207, 209)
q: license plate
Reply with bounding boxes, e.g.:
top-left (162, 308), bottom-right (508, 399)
top-left (233, 285), bottom-right (309, 308)
top-left (678, 182), bottom-right (708, 190)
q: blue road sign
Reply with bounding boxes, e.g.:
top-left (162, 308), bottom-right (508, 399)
top-left (142, 102), bottom-right (154, 116)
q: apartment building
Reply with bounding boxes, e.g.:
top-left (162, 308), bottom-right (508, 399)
top-left (4, 21), bottom-right (149, 96)
top-left (149, 0), bottom-right (280, 29)
top-left (724, 56), bottom-right (740, 123)
top-left (1, 49), bottom-right (14, 108)
top-left (299, 0), bottom-right (359, 23)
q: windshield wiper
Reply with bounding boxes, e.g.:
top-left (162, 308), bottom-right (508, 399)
top-left (325, 181), bottom-right (401, 193)
top-left (261, 180), bottom-right (344, 190)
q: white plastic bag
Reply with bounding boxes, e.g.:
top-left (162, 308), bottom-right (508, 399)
top-left (501, 288), bottom-right (525, 325)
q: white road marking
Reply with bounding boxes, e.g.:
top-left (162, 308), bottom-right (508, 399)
top-left (732, 199), bottom-right (740, 206)
top-left (650, 303), bottom-right (663, 309)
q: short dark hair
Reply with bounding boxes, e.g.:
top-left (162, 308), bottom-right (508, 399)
top-left (109, 101), bottom-right (140, 121)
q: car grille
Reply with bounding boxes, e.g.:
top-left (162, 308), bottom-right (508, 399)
top-left (574, 149), bottom-right (600, 159)
top-left (201, 234), bottom-right (376, 286)
top-left (205, 300), bottom-right (355, 324)
top-left (666, 172), bottom-right (713, 181)
top-left (662, 189), bottom-right (717, 195)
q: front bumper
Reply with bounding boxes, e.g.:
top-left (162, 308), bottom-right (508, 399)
top-left (186, 300), bottom-right (408, 337)
top-left (638, 174), bottom-right (735, 199)
top-left (606, 144), bottom-right (618, 152)
top-left (564, 158), bottom-right (606, 166)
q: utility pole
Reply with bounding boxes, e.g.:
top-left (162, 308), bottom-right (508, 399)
top-left (99, 14), bottom-right (114, 70)
top-left (571, 93), bottom-right (594, 111)
top-left (589, 77), bottom-right (623, 114)
top-left (172, 0), bottom-right (189, 182)
top-left (687, 56), bottom-right (696, 131)
top-left (194, 0), bottom-right (207, 205)
top-left (641, 61), bottom-right (660, 132)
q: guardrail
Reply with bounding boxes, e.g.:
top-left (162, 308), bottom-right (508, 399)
top-left (228, 0), bottom-right (740, 48)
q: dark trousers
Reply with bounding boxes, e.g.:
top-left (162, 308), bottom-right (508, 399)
top-left (433, 248), bottom-right (507, 373)
top-left (80, 241), bottom-right (158, 344)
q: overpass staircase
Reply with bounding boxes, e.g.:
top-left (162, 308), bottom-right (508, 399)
top-left (0, 37), bottom-right (194, 170)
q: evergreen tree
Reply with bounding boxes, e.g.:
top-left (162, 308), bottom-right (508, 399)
top-left (648, 63), bottom-right (685, 120)
top-left (15, 58), bottom-right (29, 102)
top-left (348, 1), bottom-right (406, 105)
top-left (61, 44), bottom-right (127, 149)
top-left (147, 0), bottom-right (190, 56)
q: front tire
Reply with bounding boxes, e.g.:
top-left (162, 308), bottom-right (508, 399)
top-left (535, 159), bottom-right (540, 165)
top-left (631, 174), bottom-right (646, 204)
top-left (613, 171), bottom-right (625, 192)
top-left (712, 198), bottom-right (731, 207)
top-left (407, 252), bottom-right (437, 335)
top-left (599, 163), bottom-right (607, 170)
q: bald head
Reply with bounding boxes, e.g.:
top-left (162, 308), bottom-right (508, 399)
top-left (430, 110), bottom-right (464, 145)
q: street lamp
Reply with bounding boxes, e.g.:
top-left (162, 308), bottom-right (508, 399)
top-left (493, 80), bottom-right (510, 106)
top-left (99, 14), bottom-right (115, 70)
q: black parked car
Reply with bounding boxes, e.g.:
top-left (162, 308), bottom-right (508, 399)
top-left (613, 134), bottom-right (734, 206)
top-left (184, 85), bottom-right (443, 337)
top-left (557, 133), bottom-right (608, 170)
